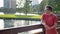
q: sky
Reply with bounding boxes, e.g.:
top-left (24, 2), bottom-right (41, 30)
top-left (31, 0), bottom-right (42, 5)
top-left (38, 0), bottom-right (43, 4)
top-left (0, 0), bottom-right (3, 7)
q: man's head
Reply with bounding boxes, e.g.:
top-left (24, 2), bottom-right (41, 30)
top-left (45, 6), bottom-right (53, 13)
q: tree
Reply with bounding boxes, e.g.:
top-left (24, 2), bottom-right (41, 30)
top-left (48, 0), bottom-right (60, 13)
top-left (39, 0), bottom-right (47, 12)
top-left (24, 0), bottom-right (32, 14)
top-left (16, 0), bottom-right (33, 14)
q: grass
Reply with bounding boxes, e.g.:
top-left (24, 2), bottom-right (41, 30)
top-left (0, 14), bottom-right (42, 19)
top-left (0, 14), bottom-right (16, 18)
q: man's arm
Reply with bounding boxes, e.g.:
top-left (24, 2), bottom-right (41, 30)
top-left (41, 19), bottom-right (51, 30)
top-left (51, 23), bottom-right (57, 29)
top-left (51, 15), bottom-right (58, 29)
top-left (41, 14), bottom-right (51, 30)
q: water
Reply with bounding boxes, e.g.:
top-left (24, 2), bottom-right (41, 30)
top-left (0, 19), bottom-right (42, 34)
top-left (3, 19), bottom-right (41, 28)
top-left (0, 19), bottom-right (4, 29)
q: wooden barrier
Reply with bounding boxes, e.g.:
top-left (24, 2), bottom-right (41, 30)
top-left (0, 24), bottom-right (45, 34)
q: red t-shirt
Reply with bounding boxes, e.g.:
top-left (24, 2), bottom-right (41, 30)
top-left (42, 13), bottom-right (58, 27)
top-left (42, 13), bottom-right (58, 34)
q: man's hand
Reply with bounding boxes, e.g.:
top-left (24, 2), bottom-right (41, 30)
top-left (45, 25), bottom-right (51, 30)
top-left (50, 23), bottom-right (57, 29)
top-left (42, 22), bottom-right (51, 30)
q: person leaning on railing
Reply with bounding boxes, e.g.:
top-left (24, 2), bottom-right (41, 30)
top-left (41, 6), bottom-right (58, 34)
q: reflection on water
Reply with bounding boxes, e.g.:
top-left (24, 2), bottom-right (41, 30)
top-left (14, 20), bottom-right (41, 27)
top-left (4, 19), bottom-right (41, 28)
top-left (0, 19), bottom-right (41, 28)
top-left (0, 19), bottom-right (41, 34)
top-left (0, 19), bottom-right (4, 29)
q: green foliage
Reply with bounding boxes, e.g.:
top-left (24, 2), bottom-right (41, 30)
top-left (24, 0), bottom-right (32, 14)
top-left (16, 0), bottom-right (33, 14)
top-left (39, 0), bottom-right (60, 13)
top-left (48, 0), bottom-right (60, 13)
top-left (39, 0), bottom-right (47, 12)
top-left (32, 5), bottom-right (40, 14)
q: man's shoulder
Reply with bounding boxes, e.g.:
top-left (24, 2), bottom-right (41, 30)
top-left (52, 13), bottom-right (57, 17)
top-left (42, 13), bottom-right (46, 15)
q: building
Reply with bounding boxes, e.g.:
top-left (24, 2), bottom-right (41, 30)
top-left (4, 0), bottom-right (16, 14)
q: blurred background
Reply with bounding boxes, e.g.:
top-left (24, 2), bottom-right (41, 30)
top-left (0, 0), bottom-right (60, 34)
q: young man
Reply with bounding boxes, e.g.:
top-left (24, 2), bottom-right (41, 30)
top-left (42, 6), bottom-right (58, 34)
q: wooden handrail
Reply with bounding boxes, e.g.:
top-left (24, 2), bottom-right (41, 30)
top-left (0, 24), bottom-right (45, 34)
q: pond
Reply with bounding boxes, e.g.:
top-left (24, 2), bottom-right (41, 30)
top-left (0, 19), bottom-right (42, 34)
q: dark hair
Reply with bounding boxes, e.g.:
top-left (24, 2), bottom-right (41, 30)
top-left (46, 6), bottom-right (52, 11)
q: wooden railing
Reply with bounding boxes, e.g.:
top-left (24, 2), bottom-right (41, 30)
top-left (57, 14), bottom-right (60, 34)
top-left (0, 24), bottom-right (45, 34)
